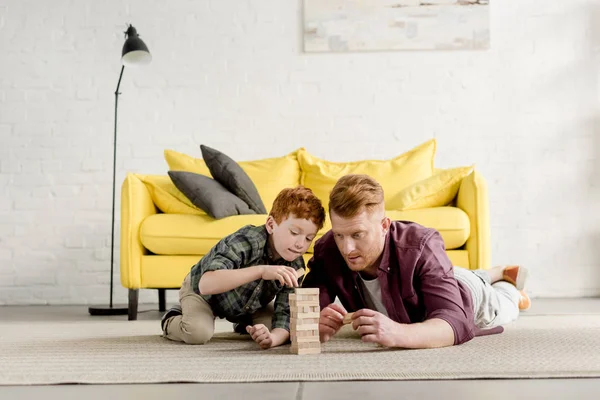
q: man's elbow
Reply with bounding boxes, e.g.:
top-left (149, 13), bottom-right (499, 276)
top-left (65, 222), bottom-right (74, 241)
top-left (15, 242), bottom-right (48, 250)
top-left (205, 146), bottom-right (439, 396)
top-left (429, 318), bottom-right (456, 348)
top-left (427, 314), bottom-right (473, 346)
top-left (447, 319), bottom-right (474, 346)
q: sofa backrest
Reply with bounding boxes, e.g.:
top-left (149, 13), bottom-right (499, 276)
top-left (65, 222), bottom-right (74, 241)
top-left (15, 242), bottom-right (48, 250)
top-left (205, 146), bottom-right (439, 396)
top-left (148, 139), bottom-right (471, 216)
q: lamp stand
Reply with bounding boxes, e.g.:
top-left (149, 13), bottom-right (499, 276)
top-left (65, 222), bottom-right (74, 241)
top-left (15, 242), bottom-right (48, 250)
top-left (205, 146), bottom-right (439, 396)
top-left (88, 65), bottom-right (129, 316)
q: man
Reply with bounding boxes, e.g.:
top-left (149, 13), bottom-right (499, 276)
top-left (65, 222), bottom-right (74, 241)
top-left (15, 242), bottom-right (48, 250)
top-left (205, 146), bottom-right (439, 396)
top-left (302, 174), bottom-right (530, 349)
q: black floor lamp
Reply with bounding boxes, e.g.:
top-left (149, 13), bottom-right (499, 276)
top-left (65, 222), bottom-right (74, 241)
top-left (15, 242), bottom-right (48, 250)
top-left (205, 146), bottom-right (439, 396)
top-left (89, 25), bottom-right (152, 316)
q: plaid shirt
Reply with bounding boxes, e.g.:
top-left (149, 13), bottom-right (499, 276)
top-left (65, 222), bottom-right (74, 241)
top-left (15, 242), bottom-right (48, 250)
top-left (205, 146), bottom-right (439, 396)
top-left (189, 224), bottom-right (305, 331)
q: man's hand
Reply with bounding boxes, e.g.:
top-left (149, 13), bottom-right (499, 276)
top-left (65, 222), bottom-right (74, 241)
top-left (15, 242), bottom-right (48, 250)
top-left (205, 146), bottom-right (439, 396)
top-left (351, 308), bottom-right (403, 347)
top-left (260, 265), bottom-right (299, 288)
top-left (319, 303), bottom-right (347, 343)
top-left (246, 324), bottom-right (274, 349)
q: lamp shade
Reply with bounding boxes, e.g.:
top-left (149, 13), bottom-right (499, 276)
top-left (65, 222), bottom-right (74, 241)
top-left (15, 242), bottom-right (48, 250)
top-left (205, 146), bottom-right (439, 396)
top-left (121, 25), bottom-right (152, 67)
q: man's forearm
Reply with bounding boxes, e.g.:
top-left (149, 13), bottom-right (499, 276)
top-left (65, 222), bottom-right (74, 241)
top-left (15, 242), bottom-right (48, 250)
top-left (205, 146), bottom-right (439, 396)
top-left (270, 328), bottom-right (290, 347)
top-left (394, 318), bottom-right (455, 349)
top-left (199, 267), bottom-right (263, 295)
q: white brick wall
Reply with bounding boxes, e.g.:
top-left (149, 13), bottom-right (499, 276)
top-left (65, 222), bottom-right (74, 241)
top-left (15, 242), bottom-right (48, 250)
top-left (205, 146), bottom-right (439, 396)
top-left (1, 0), bottom-right (599, 305)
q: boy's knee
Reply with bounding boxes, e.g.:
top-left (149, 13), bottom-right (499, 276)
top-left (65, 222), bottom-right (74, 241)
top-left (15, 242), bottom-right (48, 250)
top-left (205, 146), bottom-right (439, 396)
top-left (181, 321), bottom-right (214, 344)
top-left (184, 328), bottom-right (213, 345)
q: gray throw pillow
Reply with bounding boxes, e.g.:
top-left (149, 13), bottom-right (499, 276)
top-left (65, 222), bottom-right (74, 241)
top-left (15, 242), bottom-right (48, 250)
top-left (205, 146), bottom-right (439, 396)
top-left (200, 145), bottom-right (267, 214)
top-left (168, 171), bottom-right (256, 219)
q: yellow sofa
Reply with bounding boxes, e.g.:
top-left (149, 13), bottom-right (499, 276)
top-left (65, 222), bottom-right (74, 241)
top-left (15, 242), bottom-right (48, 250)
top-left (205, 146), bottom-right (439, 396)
top-left (120, 141), bottom-right (490, 320)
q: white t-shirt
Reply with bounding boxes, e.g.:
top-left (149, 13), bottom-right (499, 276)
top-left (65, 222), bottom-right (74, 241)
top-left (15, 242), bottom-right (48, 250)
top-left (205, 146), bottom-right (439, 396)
top-left (358, 274), bottom-right (389, 317)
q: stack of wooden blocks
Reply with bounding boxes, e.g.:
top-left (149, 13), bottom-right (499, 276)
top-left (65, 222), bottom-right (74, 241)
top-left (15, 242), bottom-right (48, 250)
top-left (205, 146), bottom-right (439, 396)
top-left (289, 288), bottom-right (320, 355)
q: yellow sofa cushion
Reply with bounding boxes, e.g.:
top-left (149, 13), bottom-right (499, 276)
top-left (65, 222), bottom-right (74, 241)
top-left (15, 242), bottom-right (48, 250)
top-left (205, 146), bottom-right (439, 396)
top-left (140, 214), bottom-right (270, 256)
top-left (138, 174), bottom-right (206, 215)
top-left (164, 149), bottom-right (301, 211)
top-left (164, 150), bottom-right (212, 176)
top-left (298, 139), bottom-right (436, 210)
top-left (388, 166), bottom-right (475, 211)
top-left (139, 206), bottom-right (470, 256)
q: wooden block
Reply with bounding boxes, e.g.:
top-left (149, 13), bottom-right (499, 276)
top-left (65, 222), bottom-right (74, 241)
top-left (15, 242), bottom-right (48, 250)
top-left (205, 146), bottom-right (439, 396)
top-left (290, 329), bottom-right (319, 337)
top-left (288, 293), bottom-right (319, 303)
top-left (291, 335), bottom-right (320, 343)
top-left (289, 297), bottom-right (319, 304)
top-left (290, 323), bottom-right (319, 332)
top-left (291, 342), bottom-right (321, 351)
top-left (290, 319), bottom-right (319, 327)
top-left (289, 299), bottom-right (319, 306)
top-left (298, 347), bottom-right (321, 355)
top-left (289, 293), bottom-right (316, 302)
top-left (294, 288), bottom-right (319, 295)
top-left (297, 348), bottom-right (320, 355)
top-left (291, 341), bottom-right (321, 351)
top-left (296, 268), bottom-right (305, 278)
top-left (343, 312), bottom-right (355, 325)
top-left (290, 311), bottom-right (320, 319)
top-left (292, 317), bottom-right (319, 325)
top-left (291, 346), bottom-right (321, 355)
top-left (293, 294), bottom-right (319, 301)
top-left (290, 320), bottom-right (319, 329)
top-left (296, 291), bottom-right (318, 298)
top-left (291, 330), bottom-right (319, 339)
top-left (290, 306), bottom-right (319, 313)
top-left (298, 341), bottom-right (321, 349)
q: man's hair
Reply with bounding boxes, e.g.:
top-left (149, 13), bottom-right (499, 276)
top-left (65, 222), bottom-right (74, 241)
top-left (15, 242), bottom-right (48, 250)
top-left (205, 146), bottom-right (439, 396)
top-left (329, 174), bottom-right (384, 218)
top-left (270, 186), bottom-right (326, 230)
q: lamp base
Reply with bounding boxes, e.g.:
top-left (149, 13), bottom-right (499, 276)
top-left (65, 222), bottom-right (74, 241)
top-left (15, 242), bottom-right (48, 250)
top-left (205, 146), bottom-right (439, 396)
top-left (88, 305), bottom-right (129, 316)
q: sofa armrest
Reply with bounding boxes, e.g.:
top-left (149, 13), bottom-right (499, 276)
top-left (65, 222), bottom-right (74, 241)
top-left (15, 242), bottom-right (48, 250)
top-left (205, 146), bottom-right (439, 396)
top-left (456, 170), bottom-right (490, 270)
top-left (120, 173), bottom-right (157, 289)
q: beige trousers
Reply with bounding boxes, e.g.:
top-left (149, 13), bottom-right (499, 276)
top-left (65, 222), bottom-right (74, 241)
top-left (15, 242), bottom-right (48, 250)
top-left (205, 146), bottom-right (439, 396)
top-left (164, 273), bottom-right (274, 344)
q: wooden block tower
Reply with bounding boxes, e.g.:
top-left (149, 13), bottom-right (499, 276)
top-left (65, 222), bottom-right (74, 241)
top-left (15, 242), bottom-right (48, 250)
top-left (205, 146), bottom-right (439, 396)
top-left (289, 287), bottom-right (321, 355)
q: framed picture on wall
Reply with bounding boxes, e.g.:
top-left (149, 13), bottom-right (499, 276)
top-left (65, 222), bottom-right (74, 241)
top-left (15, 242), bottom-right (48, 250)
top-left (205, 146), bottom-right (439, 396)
top-left (303, 0), bottom-right (490, 52)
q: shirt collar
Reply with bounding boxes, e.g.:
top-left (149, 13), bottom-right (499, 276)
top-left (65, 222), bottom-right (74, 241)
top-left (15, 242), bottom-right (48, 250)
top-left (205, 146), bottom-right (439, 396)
top-left (265, 240), bottom-right (278, 263)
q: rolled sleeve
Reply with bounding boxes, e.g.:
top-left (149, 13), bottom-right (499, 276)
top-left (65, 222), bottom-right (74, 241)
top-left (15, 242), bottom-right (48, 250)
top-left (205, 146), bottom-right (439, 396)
top-left (417, 231), bottom-right (475, 345)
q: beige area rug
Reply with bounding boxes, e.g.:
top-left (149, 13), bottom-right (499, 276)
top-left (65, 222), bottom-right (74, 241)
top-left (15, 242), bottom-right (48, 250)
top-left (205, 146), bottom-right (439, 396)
top-left (1, 315), bottom-right (600, 385)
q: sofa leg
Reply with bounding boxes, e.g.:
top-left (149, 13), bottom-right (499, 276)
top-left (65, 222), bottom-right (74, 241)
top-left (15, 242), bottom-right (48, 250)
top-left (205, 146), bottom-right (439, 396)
top-left (128, 289), bottom-right (139, 321)
top-left (158, 289), bottom-right (166, 312)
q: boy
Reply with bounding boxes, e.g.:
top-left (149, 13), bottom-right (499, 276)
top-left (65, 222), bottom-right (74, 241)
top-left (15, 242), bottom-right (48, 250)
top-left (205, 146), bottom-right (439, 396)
top-left (161, 186), bottom-right (325, 349)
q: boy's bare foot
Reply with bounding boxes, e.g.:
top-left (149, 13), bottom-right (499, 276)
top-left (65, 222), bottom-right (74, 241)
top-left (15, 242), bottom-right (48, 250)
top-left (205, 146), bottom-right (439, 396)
top-left (518, 290), bottom-right (531, 311)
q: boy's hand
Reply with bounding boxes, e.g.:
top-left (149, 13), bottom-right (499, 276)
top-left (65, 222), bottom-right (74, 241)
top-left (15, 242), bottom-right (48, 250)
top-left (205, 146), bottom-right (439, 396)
top-left (246, 324), bottom-right (274, 349)
top-left (319, 303), bottom-right (347, 343)
top-left (260, 265), bottom-right (299, 288)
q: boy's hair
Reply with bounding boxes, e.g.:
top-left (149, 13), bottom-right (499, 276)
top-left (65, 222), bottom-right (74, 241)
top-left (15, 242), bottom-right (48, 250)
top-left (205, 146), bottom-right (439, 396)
top-left (270, 186), bottom-right (326, 230)
top-left (329, 174), bottom-right (384, 218)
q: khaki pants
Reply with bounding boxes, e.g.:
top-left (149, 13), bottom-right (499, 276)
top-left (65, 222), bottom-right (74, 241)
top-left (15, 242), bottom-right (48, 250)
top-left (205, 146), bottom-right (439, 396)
top-left (164, 273), bottom-right (274, 344)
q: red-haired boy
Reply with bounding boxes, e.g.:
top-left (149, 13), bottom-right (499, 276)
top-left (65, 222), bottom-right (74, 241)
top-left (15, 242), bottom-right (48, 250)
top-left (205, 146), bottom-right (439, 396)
top-left (161, 186), bottom-right (325, 349)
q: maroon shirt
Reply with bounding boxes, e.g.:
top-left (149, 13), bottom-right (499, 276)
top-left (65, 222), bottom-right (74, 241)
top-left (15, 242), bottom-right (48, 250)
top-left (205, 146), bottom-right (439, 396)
top-left (303, 221), bottom-right (494, 346)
